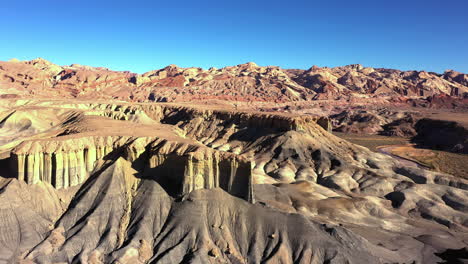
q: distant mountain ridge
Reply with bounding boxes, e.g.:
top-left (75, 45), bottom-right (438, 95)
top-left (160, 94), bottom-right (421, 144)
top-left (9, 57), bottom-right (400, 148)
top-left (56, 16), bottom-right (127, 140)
top-left (1, 58), bottom-right (467, 102)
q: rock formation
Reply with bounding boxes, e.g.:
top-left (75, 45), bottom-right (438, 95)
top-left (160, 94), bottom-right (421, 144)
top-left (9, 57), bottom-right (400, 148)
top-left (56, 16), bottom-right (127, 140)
top-left (9, 133), bottom-right (254, 201)
top-left (412, 118), bottom-right (468, 153)
top-left (1, 58), bottom-right (468, 103)
top-left (0, 97), bottom-right (467, 263)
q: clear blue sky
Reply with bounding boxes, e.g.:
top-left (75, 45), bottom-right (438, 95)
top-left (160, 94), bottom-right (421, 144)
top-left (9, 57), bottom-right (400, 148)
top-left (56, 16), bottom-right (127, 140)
top-left (1, 0), bottom-right (467, 73)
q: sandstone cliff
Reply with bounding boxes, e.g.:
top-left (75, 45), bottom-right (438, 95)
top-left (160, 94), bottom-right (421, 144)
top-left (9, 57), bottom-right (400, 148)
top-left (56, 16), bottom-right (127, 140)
top-left (9, 134), bottom-right (254, 202)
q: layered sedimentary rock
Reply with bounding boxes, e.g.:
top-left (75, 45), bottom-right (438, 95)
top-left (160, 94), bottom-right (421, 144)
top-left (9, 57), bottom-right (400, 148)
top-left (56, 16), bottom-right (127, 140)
top-left (2, 100), bottom-right (362, 191)
top-left (1, 99), bottom-right (468, 263)
top-left (11, 136), bottom-right (134, 188)
top-left (11, 100), bottom-right (333, 132)
top-left (21, 159), bottom-right (381, 264)
top-left (127, 138), bottom-right (254, 201)
top-left (9, 133), bottom-right (254, 201)
top-left (1, 58), bottom-right (468, 103)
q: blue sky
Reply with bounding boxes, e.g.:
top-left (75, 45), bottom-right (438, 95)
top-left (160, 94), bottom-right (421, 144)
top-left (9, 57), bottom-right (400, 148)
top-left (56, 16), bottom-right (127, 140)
top-left (1, 0), bottom-right (467, 73)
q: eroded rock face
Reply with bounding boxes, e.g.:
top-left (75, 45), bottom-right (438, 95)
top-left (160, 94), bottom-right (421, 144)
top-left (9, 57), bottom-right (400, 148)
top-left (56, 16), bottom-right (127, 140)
top-left (0, 99), bottom-right (467, 263)
top-left (9, 135), bottom-right (254, 201)
top-left (3, 101), bottom-right (334, 194)
top-left (286, 65), bottom-right (468, 99)
top-left (1, 58), bottom-right (468, 103)
top-left (11, 136), bottom-right (120, 188)
top-left (22, 159), bottom-right (381, 263)
top-left (412, 118), bottom-right (468, 153)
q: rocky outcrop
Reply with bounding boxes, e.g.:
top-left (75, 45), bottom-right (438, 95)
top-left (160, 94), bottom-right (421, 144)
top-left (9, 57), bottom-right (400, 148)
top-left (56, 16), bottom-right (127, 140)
top-left (287, 65), bottom-right (468, 100)
top-left (1, 58), bottom-right (468, 103)
top-left (1, 101), bottom-right (365, 189)
top-left (10, 135), bottom-right (254, 201)
top-left (412, 118), bottom-right (468, 153)
top-left (1, 99), bottom-right (468, 263)
top-left (3, 101), bottom-right (333, 200)
top-left (10, 136), bottom-right (138, 188)
top-left (127, 138), bottom-right (254, 201)
top-left (330, 108), bottom-right (422, 137)
top-left (18, 100), bottom-right (332, 132)
top-left (443, 70), bottom-right (468, 87)
top-left (20, 159), bottom-right (382, 264)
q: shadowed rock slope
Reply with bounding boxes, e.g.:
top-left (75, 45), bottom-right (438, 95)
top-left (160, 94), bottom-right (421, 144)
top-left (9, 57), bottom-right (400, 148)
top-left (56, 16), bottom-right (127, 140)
top-left (23, 158), bottom-right (381, 263)
top-left (0, 99), bottom-right (466, 263)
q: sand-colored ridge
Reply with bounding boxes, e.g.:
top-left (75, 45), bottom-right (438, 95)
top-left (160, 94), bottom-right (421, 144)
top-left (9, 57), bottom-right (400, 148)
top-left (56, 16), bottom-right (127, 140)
top-left (1, 58), bottom-right (468, 103)
top-left (0, 99), bottom-right (467, 263)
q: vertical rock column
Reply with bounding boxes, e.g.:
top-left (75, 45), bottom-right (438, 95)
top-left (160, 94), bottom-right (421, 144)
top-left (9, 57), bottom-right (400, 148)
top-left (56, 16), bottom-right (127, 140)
top-left (68, 151), bottom-right (78, 186)
top-left (219, 158), bottom-right (253, 203)
top-left (181, 153), bottom-right (253, 202)
top-left (13, 154), bottom-right (25, 182)
top-left (62, 152), bottom-right (70, 188)
top-left (27, 153), bottom-right (37, 184)
top-left (43, 153), bottom-right (52, 185)
top-left (54, 152), bottom-right (64, 188)
top-left (85, 146), bottom-right (97, 173)
top-left (182, 153), bottom-right (220, 195)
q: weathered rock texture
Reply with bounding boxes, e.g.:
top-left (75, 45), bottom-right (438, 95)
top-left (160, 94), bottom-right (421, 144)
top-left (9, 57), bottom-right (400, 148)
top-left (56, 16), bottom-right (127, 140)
top-left (9, 134), bottom-right (254, 201)
top-left (0, 99), bottom-right (467, 263)
top-left (22, 158), bottom-right (382, 263)
top-left (330, 108), bottom-right (423, 137)
top-left (1, 58), bottom-right (468, 103)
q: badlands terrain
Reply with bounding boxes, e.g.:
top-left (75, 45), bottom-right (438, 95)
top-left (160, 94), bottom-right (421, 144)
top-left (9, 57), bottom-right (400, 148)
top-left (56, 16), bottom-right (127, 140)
top-left (0, 58), bottom-right (467, 263)
top-left (1, 57), bottom-right (468, 102)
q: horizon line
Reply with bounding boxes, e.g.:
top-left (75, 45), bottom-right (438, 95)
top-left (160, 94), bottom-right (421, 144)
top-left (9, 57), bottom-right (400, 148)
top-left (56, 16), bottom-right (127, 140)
top-left (2, 56), bottom-right (464, 76)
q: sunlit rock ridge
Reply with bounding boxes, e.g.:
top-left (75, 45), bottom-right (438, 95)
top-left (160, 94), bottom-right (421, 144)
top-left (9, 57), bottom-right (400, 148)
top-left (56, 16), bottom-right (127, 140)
top-left (1, 58), bottom-right (467, 103)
